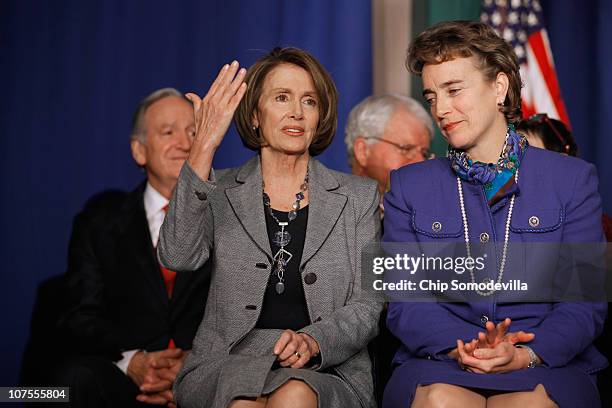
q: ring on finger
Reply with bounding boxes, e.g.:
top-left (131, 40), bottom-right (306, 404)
top-left (294, 351), bottom-right (301, 359)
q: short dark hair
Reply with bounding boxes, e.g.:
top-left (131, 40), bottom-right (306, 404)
top-left (517, 114), bottom-right (578, 156)
top-left (234, 47), bottom-right (338, 156)
top-left (407, 20), bottom-right (523, 125)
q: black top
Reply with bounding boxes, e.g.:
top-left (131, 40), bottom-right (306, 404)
top-left (256, 205), bottom-right (310, 330)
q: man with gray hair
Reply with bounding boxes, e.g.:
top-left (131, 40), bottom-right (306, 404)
top-left (345, 94), bottom-right (434, 200)
top-left (345, 94), bottom-right (433, 405)
top-left (57, 88), bottom-right (211, 407)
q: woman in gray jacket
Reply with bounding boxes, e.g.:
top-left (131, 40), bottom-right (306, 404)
top-left (158, 47), bottom-right (382, 408)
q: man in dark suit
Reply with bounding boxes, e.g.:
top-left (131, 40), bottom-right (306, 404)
top-left (59, 88), bottom-right (211, 407)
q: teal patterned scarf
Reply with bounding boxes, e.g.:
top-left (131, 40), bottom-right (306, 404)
top-left (448, 125), bottom-right (528, 206)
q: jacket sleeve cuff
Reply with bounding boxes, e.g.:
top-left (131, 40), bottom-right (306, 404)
top-left (115, 349), bottom-right (139, 374)
top-left (297, 325), bottom-right (327, 370)
top-left (181, 162), bottom-right (217, 196)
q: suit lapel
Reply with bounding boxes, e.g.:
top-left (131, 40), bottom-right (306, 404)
top-left (300, 160), bottom-right (347, 268)
top-left (171, 265), bottom-right (192, 302)
top-left (225, 156), bottom-right (273, 259)
top-left (118, 185), bottom-right (169, 306)
top-left (223, 157), bottom-right (347, 266)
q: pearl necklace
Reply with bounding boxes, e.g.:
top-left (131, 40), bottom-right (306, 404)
top-left (456, 170), bottom-right (518, 296)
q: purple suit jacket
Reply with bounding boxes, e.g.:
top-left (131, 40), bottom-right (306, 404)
top-left (383, 146), bottom-right (608, 374)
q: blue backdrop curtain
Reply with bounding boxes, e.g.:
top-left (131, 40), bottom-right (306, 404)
top-left (0, 0), bottom-right (372, 386)
top-left (542, 0), bottom-right (612, 213)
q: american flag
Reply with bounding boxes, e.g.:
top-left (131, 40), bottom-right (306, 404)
top-left (481, 0), bottom-right (570, 125)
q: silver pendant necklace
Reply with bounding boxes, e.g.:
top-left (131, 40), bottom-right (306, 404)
top-left (263, 170), bottom-right (309, 294)
top-left (457, 169), bottom-right (518, 296)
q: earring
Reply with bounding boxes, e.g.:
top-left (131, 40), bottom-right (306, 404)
top-left (252, 125), bottom-right (257, 131)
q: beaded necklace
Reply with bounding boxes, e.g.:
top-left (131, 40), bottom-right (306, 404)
top-left (262, 170), bottom-right (309, 294)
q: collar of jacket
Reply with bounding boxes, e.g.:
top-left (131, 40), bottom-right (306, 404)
top-left (226, 155), bottom-right (346, 267)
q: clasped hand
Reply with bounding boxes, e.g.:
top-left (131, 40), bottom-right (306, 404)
top-left (448, 318), bottom-right (535, 374)
top-left (127, 348), bottom-right (188, 407)
top-left (273, 329), bottom-right (320, 369)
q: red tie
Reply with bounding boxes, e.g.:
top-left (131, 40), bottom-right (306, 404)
top-left (161, 204), bottom-right (176, 349)
top-left (160, 205), bottom-right (176, 298)
top-left (160, 265), bottom-right (176, 298)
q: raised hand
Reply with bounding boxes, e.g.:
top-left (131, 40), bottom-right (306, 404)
top-left (186, 60), bottom-right (248, 180)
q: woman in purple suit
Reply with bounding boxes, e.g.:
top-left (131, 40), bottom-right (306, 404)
top-left (382, 21), bottom-right (607, 407)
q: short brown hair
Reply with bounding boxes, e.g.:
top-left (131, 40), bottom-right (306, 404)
top-left (234, 47), bottom-right (338, 156)
top-left (407, 20), bottom-right (522, 124)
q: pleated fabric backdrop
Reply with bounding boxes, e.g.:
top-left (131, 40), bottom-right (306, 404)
top-left (0, 0), bottom-right (372, 386)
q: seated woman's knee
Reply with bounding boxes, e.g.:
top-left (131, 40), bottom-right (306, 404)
top-left (413, 383), bottom-right (482, 408)
top-left (532, 384), bottom-right (559, 408)
top-left (269, 380), bottom-right (317, 404)
top-left (487, 384), bottom-right (558, 408)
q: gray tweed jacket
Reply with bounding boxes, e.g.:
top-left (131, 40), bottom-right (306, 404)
top-left (158, 156), bottom-right (382, 408)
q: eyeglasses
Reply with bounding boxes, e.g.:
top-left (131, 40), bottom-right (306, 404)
top-left (363, 137), bottom-right (435, 160)
top-left (525, 113), bottom-right (571, 154)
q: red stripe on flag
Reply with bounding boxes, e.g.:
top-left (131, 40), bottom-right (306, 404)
top-left (528, 31), bottom-right (570, 126)
top-left (522, 99), bottom-right (536, 119)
